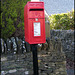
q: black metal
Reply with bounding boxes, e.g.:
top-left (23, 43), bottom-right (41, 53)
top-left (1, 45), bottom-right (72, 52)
top-left (31, 44), bottom-right (39, 75)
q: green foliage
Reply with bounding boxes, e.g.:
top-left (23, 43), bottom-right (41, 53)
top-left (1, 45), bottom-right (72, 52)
top-left (1, 0), bottom-right (30, 40)
top-left (49, 9), bottom-right (74, 30)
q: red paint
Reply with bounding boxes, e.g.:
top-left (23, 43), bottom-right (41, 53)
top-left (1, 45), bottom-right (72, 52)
top-left (24, 1), bottom-right (46, 44)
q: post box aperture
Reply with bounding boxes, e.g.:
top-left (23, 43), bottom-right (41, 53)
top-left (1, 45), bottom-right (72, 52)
top-left (24, 1), bottom-right (46, 44)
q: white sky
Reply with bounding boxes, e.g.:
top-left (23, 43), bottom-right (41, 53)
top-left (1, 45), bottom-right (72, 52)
top-left (40, 0), bottom-right (74, 15)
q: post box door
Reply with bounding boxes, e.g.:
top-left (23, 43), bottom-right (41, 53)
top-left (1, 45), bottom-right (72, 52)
top-left (29, 18), bottom-right (45, 44)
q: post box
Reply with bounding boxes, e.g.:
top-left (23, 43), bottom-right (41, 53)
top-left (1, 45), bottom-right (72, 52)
top-left (24, 1), bottom-right (46, 44)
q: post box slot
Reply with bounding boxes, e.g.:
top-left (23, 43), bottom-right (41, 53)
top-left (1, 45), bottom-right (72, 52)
top-left (29, 9), bottom-right (44, 11)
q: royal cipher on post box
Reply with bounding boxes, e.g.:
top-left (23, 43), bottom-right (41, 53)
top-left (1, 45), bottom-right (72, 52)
top-left (24, 1), bottom-right (46, 44)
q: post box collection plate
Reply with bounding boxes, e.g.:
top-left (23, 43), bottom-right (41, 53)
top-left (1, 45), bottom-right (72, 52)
top-left (34, 22), bottom-right (41, 36)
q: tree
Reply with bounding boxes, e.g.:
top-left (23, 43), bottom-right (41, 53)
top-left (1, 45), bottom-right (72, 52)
top-left (1, 0), bottom-right (30, 40)
top-left (49, 9), bottom-right (74, 30)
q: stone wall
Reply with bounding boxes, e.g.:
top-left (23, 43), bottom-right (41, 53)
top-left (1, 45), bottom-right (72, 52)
top-left (1, 36), bottom-right (67, 75)
top-left (1, 29), bottom-right (74, 75)
top-left (50, 30), bottom-right (74, 61)
top-left (48, 38), bottom-right (67, 75)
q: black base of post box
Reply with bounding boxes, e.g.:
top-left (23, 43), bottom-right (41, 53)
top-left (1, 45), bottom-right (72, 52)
top-left (31, 44), bottom-right (39, 75)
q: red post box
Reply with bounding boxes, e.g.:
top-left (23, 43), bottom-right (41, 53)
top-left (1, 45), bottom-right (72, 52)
top-left (24, 1), bottom-right (46, 44)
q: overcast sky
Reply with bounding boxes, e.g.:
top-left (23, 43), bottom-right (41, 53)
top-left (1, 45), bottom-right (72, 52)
top-left (40, 0), bottom-right (74, 15)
